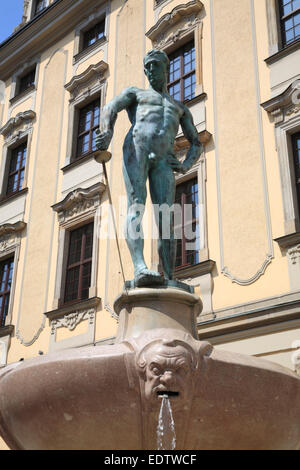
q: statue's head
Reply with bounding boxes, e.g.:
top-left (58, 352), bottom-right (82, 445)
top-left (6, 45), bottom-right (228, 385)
top-left (136, 338), bottom-right (197, 408)
top-left (144, 49), bottom-right (170, 92)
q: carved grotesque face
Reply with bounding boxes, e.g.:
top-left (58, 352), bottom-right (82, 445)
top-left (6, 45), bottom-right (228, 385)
top-left (139, 341), bottom-right (195, 408)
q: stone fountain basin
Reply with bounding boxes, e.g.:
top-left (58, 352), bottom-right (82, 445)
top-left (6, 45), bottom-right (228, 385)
top-left (0, 335), bottom-right (300, 450)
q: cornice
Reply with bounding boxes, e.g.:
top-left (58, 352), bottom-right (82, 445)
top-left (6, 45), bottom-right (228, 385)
top-left (261, 82), bottom-right (300, 113)
top-left (52, 182), bottom-right (106, 226)
top-left (0, 221), bottom-right (27, 237)
top-left (274, 231), bottom-right (300, 248)
top-left (64, 61), bottom-right (108, 95)
top-left (146, 0), bottom-right (204, 42)
top-left (0, 110), bottom-right (36, 137)
top-left (0, 0), bottom-right (106, 80)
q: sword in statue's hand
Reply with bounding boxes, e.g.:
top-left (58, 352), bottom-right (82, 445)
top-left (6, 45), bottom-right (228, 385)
top-left (94, 129), bottom-right (127, 290)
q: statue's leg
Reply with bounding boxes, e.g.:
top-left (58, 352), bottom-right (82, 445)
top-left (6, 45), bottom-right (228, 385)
top-left (123, 136), bottom-right (162, 287)
top-left (149, 160), bottom-right (176, 280)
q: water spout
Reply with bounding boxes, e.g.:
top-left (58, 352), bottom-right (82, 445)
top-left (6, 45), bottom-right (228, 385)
top-left (157, 395), bottom-right (176, 450)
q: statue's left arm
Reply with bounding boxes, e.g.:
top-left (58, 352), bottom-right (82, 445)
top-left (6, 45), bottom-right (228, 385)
top-left (179, 105), bottom-right (203, 173)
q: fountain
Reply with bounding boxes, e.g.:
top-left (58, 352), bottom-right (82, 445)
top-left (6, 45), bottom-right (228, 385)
top-left (1, 49), bottom-right (300, 450)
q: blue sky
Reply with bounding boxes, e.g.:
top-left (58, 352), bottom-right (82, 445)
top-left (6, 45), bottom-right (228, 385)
top-left (0, 0), bottom-right (24, 44)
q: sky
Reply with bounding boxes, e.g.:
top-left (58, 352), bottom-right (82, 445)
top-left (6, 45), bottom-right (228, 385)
top-left (0, 0), bottom-right (24, 44)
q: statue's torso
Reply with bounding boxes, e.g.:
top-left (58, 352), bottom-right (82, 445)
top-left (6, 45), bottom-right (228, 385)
top-left (128, 88), bottom-right (184, 156)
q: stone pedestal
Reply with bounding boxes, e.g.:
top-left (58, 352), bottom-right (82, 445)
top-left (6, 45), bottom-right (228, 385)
top-left (114, 286), bottom-right (202, 342)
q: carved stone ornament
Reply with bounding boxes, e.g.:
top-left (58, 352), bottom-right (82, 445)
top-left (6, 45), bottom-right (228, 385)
top-left (0, 110), bottom-right (36, 142)
top-left (65, 61), bottom-right (108, 102)
top-left (50, 308), bottom-right (95, 335)
top-left (52, 183), bottom-right (106, 226)
top-left (287, 245), bottom-right (300, 265)
top-left (146, 0), bottom-right (204, 49)
top-left (261, 80), bottom-right (300, 124)
top-left (0, 221), bottom-right (26, 253)
top-left (292, 340), bottom-right (300, 376)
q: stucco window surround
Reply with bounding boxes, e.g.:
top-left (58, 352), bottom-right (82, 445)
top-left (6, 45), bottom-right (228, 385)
top-left (265, 0), bottom-right (300, 60)
top-left (48, 183), bottom-right (105, 352)
top-left (9, 56), bottom-right (40, 106)
top-left (172, 135), bottom-right (215, 319)
top-left (146, 0), bottom-right (205, 97)
top-left (0, 221), bottom-right (26, 366)
top-left (262, 80), bottom-right (300, 290)
top-left (73, 3), bottom-right (109, 65)
top-left (0, 110), bottom-right (35, 204)
top-left (64, 61), bottom-right (108, 168)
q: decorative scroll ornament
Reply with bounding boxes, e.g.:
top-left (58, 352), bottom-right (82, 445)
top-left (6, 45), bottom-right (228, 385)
top-left (52, 183), bottom-right (106, 226)
top-left (146, 0), bottom-right (204, 49)
top-left (50, 308), bottom-right (95, 335)
top-left (0, 110), bottom-right (36, 142)
top-left (287, 245), bottom-right (300, 265)
top-left (221, 253), bottom-right (273, 286)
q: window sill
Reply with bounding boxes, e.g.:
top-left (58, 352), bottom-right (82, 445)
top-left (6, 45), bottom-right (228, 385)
top-left (0, 325), bottom-right (14, 338)
top-left (61, 151), bottom-right (100, 173)
top-left (9, 85), bottom-right (36, 106)
top-left (44, 296), bottom-right (101, 323)
top-left (73, 36), bottom-right (107, 64)
top-left (265, 38), bottom-right (300, 65)
top-left (174, 259), bottom-right (216, 280)
top-left (184, 92), bottom-right (207, 107)
top-left (274, 231), bottom-right (300, 248)
top-left (0, 187), bottom-right (28, 207)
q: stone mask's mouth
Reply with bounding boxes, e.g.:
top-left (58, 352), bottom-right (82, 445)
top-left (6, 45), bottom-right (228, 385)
top-left (157, 391), bottom-right (179, 399)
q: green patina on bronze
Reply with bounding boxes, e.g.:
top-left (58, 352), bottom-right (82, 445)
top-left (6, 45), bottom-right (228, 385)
top-left (96, 49), bottom-right (203, 287)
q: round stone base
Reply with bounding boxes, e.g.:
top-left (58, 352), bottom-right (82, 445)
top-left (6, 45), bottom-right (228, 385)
top-left (114, 286), bottom-right (202, 342)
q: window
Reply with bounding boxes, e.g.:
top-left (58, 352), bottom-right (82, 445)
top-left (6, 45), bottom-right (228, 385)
top-left (6, 142), bottom-right (27, 196)
top-left (77, 99), bottom-right (100, 158)
top-left (0, 257), bottom-right (14, 328)
top-left (18, 68), bottom-right (36, 95)
top-left (83, 20), bottom-right (105, 50)
top-left (168, 41), bottom-right (196, 102)
top-left (34, 0), bottom-right (47, 16)
top-left (175, 178), bottom-right (200, 269)
top-left (64, 222), bottom-right (94, 304)
top-left (279, 0), bottom-right (300, 46)
top-left (292, 132), bottom-right (300, 216)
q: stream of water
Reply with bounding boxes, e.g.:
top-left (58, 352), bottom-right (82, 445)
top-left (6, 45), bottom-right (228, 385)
top-left (157, 395), bottom-right (176, 450)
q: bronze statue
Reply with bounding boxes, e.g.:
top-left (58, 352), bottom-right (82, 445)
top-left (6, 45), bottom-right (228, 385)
top-left (96, 49), bottom-right (203, 287)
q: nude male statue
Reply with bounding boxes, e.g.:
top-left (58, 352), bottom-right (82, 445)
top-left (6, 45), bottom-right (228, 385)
top-left (96, 49), bottom-right (203, 287)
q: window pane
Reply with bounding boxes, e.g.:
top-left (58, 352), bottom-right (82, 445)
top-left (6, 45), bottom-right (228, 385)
top-left (77, 100), bottom-right (100, 158)
top-left (65, 223), bottom-right (94, 303)
top-left (168, 41), bottom-right (196, 102)
top-left (0, 257), bottom-right (14, 327)
top-left (19, 69), bottom-right (35, 94)
top-left (83, 21), bottom-right (105, 50)
top-left (175, 178), bottom-right (199, 268)
top-left (168, 81), bottom-right (181, 101)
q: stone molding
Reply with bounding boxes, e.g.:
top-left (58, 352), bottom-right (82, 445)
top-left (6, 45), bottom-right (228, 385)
top-left (0, 222), bottom-right (26, 254)
top-left (146, 0), bottom-right (204, 49)
top-left (45, 296), bottom-right (101, 352)
top-left (0, 221), bottom-right (26, 253)
top-left (291, 340), bottom-right (300, 375)
top-left (0, 110), bottom-right (36, 142)
top-left (198, 290), bottom-right (300, 342)
top-left (261, 81), bottom-right (300, 124)
top-left (0, 0), bottom-right (107, 81)
top-left (174, 259), bottom-right (215, 280)
top-left (64, 61), bottom-right (108, 103)
top-left (52, 182), bottom-right (105, 227)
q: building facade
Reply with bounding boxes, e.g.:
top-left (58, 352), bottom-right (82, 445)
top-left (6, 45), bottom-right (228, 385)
top-left (0, 0), bottom-right (300, 449)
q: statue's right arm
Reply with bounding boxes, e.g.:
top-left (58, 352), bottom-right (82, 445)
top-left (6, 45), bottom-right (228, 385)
top-left (96, 87), bottom-right (137, 151)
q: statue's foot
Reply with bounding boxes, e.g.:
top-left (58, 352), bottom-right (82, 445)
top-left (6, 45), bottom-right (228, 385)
top-left (134, 268), bottom-right (163, 288)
